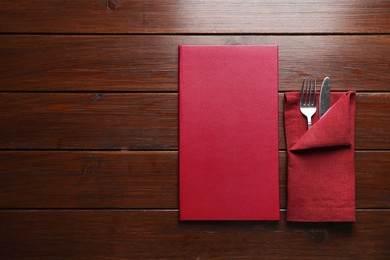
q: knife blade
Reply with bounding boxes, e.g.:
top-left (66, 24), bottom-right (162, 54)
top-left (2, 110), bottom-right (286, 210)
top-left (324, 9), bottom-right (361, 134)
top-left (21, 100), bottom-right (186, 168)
top-left (319, 77), bottom-right (331, 118)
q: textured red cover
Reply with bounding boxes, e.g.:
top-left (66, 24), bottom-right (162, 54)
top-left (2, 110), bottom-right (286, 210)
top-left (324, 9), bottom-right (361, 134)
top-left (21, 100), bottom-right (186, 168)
top-left (284, 91), bottom-right (356, 222)
top-left (179, 45), bottom-right (279, 220)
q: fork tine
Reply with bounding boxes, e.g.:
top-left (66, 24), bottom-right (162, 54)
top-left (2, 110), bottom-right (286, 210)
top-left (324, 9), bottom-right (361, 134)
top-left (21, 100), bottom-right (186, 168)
top-left (300, 78), bottom-right (317, 129)
top-left (300, 79), bottom-right (306, 105)
top-left (305, 79), bottom-right (311, 106)
top-left (313, 78), bottom-right (317, 105)
top-left (309, 79), bottom-right (314, 105)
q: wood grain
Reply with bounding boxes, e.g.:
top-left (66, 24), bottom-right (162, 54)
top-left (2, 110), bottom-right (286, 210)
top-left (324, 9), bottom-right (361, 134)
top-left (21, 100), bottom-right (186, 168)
top-left (0, 151), bottom-right (178, 208)
top-left (354, 151), bottom-right (390, 208)
top-left (0, 93), bottom-right (178, 150)
top-left (0, 151), bottom-right (387, 209)
top-left (0, 93), bottom-right (388, 150)
top-left (0, 210), bottom-right (388, 259)
top-left (1, 35), bottom-right (389, 91)
top-left (1, 0), bottom-right (389, 34)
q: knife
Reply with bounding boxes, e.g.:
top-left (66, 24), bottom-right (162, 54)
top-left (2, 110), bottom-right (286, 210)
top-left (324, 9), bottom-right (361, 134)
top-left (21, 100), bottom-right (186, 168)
top-left (319, 77), bottom-right (331, 118)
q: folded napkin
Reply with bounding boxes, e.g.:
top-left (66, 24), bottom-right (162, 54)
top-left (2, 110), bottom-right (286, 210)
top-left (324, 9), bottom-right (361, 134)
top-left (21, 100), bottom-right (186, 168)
top-left (284, 91), bottom-right (356, 222)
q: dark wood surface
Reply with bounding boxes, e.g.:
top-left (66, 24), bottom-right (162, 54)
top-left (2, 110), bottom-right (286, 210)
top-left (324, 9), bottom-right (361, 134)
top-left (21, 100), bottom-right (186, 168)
top-left (0, 211), bottom-right (388, 259)
top-left (0, 1), bottom-right (389, 259)
top-left (1, 0), bottom-right (389, 33)
top-left (0, 93), bottom-right (388, 149)
top-left (1, 36), bottom-right (389, 91)
top-left (0, 151), bottom-right (388, 209)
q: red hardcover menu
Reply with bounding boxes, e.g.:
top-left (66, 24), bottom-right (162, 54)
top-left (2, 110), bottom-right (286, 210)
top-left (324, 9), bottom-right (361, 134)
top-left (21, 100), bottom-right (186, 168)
top-left (179, 45), bottom-right (279, 220)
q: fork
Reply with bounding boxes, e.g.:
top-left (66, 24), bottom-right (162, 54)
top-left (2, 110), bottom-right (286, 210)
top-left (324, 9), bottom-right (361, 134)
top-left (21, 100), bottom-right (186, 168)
top-left (300, 78), bottom-right (317, 129)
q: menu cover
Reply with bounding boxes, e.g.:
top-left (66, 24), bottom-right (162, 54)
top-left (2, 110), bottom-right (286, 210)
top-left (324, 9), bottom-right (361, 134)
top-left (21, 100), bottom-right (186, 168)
top-left (179, 45), bottom-right (279, 220)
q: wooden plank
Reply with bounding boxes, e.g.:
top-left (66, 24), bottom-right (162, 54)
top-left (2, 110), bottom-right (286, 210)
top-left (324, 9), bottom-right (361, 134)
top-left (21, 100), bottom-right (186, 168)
top-left (1, 0), bottom-right (389, 34)
top-left (0, 210), bottom-right (388, 259)
top-left (1, 35), bottom-right (389, 91)
top-left (354, 151), bottom-right (390, 208)
top-left (0, 151), bottom-right (388, 209)
top-left (0, 93), bottom-right (178, 150)
top-left (0, 151), bottom-right (178, 208)
top-left (0, 93), bottom-right (388, 150)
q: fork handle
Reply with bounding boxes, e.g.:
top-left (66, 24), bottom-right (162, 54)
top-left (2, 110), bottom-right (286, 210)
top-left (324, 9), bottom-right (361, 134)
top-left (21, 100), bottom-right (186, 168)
top-left (308, 118), bottom-right (312, 129)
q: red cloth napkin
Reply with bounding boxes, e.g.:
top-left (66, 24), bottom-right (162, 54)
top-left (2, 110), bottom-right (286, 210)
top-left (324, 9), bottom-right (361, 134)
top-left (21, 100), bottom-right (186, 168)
top-left (284, 91), bottom-right (356, 222)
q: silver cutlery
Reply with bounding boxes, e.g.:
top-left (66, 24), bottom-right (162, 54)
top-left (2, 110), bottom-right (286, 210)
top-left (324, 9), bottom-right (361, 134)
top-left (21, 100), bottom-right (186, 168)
top-left (319, 77), bottom-right (331, 118)
top-left (300, 78), bottom-right (317, 129)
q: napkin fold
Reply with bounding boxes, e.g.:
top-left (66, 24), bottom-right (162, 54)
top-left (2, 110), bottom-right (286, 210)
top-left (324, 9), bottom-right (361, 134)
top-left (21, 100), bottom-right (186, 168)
top-left (284, 91), bottom-right (356, 222)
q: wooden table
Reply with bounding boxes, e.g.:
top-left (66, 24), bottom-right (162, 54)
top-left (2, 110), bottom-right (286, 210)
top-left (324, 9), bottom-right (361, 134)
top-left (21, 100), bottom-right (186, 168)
top-left (0, 1), bottom-right (389, 259)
